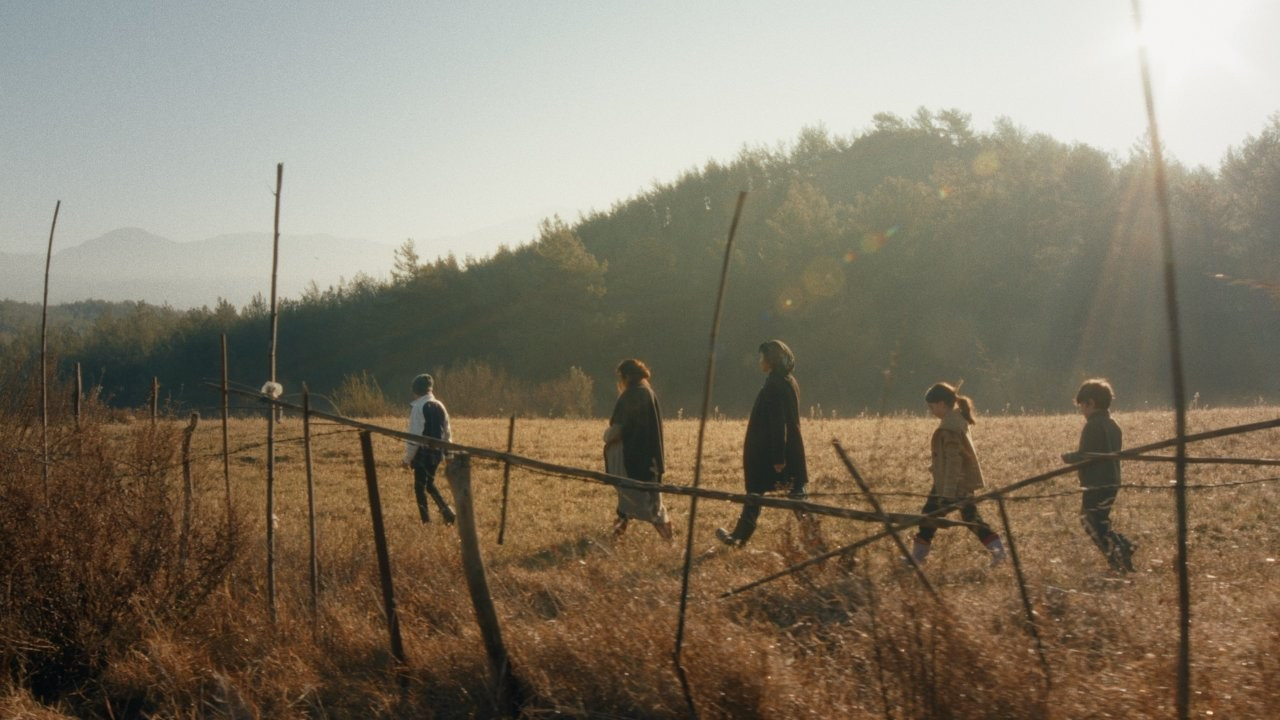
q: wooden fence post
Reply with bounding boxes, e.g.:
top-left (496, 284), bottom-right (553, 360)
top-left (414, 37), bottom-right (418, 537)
top-left (178, 412), bottom-right (199, 576)
top-left (497, 414), bottom-right (516, 545)
top-left (150, 377), bottom-right (159, 424)
top-left (73, 362), bottom-right (82, 430)
top-left (358, 430), bottom-right (406, 664)
top-left (220, 334), bottom-right (231, 519)
top-left (303, 384), bottom-right (320, 634)
top-left (39, 200), bottom-right (60, 504)
top-left (994, 493), bottom-right (1051, 693)
top-left (446, 453), bottom-right (523, 715)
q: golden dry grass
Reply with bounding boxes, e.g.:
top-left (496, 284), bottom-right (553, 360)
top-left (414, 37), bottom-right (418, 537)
top-left (7, 405), bottom-right (1280, 717)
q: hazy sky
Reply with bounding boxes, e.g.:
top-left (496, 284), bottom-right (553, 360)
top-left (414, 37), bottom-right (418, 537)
top-left (2, 0), bottom-right (1277, 257)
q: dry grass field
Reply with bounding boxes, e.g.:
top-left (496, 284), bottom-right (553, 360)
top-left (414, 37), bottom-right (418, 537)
top-left (4, 404), bottom-right (1280, 718)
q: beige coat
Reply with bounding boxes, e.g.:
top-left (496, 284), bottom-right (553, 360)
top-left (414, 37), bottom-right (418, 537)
top-left (929, 409), bottom-right (985, 498)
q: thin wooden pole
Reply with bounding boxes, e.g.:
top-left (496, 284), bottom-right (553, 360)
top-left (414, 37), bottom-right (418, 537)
top-left (1131, 3), bottom-right (1191, 716)
top-left (220, 334), bottom-right (232, 519)
top-left (150, 377), bottom-right (159, 424)
top-left (266, 162), bottom-right (283, 624)
top-left (994, 493), bottom-right (1051, 694)
top-left (303, 383), bottom-right (320, 633)
top-left (496, 414), bottom-right (516, 545)
top-left (40, 200), bottom-right (60, 502)
top-left (445, 454), bottom-right (523, 715)
top-left (73, 362), bottom-right (82, 430)
top-left (832, 441), bottom-right (936, 599)
top-left (178, 412), bottom-right (200, 576)
top-left (358, 430), bottom-right (406, 664)
top-left (674, 189), bottom-right (747, 719)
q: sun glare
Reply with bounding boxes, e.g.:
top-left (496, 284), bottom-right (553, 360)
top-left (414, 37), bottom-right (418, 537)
top-left (1132, 0), bottom-right (1255, 85)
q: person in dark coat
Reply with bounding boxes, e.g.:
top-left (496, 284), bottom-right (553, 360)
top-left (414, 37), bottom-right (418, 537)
top-left (604, 358), bottom-right (673, 540)
top-left (1061, 378), bottom-right (1135, 572)
top-left (716, 340), bottom-right (809, 547)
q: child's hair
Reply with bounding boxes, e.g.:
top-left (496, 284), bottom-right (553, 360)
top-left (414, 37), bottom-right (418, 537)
top-left (1075, 378), bottom-right (1114, 410)
top-left (616, 358), bottom-right (651, 385)
top-left (759, 339), bottom-right (796, 374)
top-left (925, 381), bottom-right (976, 425)
top-left (411, 373), bottom-right (434, 396)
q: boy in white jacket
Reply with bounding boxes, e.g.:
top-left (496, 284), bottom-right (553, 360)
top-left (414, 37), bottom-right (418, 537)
top-left (402, 373), bottom-right (455, 525)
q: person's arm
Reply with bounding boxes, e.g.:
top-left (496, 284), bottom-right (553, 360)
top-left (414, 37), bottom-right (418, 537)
top-left (403, 402), bottom-right (424, 465)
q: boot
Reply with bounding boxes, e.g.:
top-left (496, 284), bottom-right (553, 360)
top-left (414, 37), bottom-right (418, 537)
top-left (715, 527), bottom-right (742, 547)
top-left (1106, 532), bottom-right (1136, 573)
top-left (426, 486), bottom-right (456, 526)
top-left (612, 515), bottom-right (629, 538)
top-left (654, 518), bottom-right (674, 541)
top-left (983, 535), bottom-right (1007, 568)
top-left (910, 535), bottom-right (932, 565)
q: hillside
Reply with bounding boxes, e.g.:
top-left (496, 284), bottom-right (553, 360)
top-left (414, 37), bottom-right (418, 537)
top-left (10, 109), bottom-right (1280, 414)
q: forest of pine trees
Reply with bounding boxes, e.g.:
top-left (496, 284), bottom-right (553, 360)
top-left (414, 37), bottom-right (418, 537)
top-left (4, 109), bottom-right (1279, 416)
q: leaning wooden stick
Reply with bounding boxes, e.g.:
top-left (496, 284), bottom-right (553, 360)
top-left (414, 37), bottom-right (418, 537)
top-left (358, 430), bottom-right (406, 665)
top-left (832, 440), bottom-right (937, 599)
top-left (1131, 2), bottom-right (1192, 715)
top-left (994, 493), bottom-right (1051, 693)
top-left (446, 454), bottom-right (523, 715)
top-left (497, 414), bottom-right (516, 545)
top-left (674, 189), bottom-right (747, 720)
top-left (39, 200), bottom-right (60, 503)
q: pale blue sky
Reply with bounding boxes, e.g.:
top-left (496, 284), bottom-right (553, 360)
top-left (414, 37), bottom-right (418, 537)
top-left (2, 0), bottom-right (1277, 257)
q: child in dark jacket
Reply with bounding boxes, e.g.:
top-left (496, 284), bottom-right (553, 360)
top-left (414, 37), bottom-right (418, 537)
top-left (1061, 378), bottom-right (1135, 572)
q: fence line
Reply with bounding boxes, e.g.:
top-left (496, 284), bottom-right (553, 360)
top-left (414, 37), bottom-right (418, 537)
top-left (722, 414), bottom-right (1280, 598)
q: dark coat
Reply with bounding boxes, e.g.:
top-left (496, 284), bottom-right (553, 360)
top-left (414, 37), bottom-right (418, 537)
top-left (1068, 410), bottom-right (1122, 488)
top-left (743, 371), bottom-right (807, 494)
top-left (609, 382), bottom-right (665, 482)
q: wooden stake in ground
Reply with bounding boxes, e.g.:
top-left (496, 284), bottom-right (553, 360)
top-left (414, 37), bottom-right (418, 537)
top-left (446, 453), bottom-right (523, 715)
top-left (266, 162), bottom-right (283, 624)
top-left (303, 383), bottom-right (320, 633)
top-left (497, 414), bottom-right (516, 545)
top-left (39, 200), bottom-right (61, 502)
top-left (178, 412), bottom-right (200, 576)
top-left (73, 362), bottom-right (82, 430)
top-left (220, 334), bottom-right (232, 519)
top-left (674, 190), bottom-right (747, 719)
top-left (150, 377), bottom-right (159, 423)
top-left (1130, 3), bottom-right (1192, 716)
top-left (358, 430), bottom-right (406, 664)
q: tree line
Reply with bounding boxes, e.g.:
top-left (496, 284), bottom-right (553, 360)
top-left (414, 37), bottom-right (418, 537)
top-left (5, 108), bottom-right (1279, 416)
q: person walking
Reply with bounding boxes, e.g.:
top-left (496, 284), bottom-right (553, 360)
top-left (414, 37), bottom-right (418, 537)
top-left (716, 340), bottom-right (810, 547)
top-left (402, 373), bottom-right (456, 525)
top-left (605, 359), bottom-right (674, 540)
top-left (1062, 378), bottom-right (1135, 572)
top-left (910, 382), bottom-right (1005, 567)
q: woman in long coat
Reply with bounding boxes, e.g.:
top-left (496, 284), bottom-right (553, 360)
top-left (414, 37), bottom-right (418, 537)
top-left (604, 358), bottom-right (673, 540)
top-left (716, 340), bottom-right (808, 547)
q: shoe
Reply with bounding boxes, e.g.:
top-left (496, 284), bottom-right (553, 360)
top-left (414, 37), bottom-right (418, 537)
top-left (441, 509), bottom-right (456, 527)
top-left (984, 535), bottom-right (1006, 568)
top-left (612, 516), bottom-right (629, 538)
top-left (715, 527), bottom-right (741, 547)
top-left (910, 535), bottom-right (931, 565)
top-left (655, 519), bottom-right (675, 541)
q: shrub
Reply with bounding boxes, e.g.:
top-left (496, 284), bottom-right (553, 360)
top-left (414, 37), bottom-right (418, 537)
top-left (329, 370), bottom-right (397, 417)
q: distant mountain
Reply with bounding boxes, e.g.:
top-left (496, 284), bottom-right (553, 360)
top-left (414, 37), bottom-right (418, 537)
top-left (0, 228), bottom-right (397, 309)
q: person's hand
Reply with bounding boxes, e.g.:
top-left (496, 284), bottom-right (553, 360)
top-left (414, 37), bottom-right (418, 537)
top-left (402, 459), bottom-right (411, 469)
top-left (773, 463), bottom-right (785, 473)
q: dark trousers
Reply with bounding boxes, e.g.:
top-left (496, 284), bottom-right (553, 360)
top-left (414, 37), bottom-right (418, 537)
top-left (413, 459), bottom-right (454, 523)
top-left (728, 491), bottom-right (817, 547)
top-left (916, 494), bottom-right (997, 544)
top-left (1081, 484), bottom-right (1133, 570)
